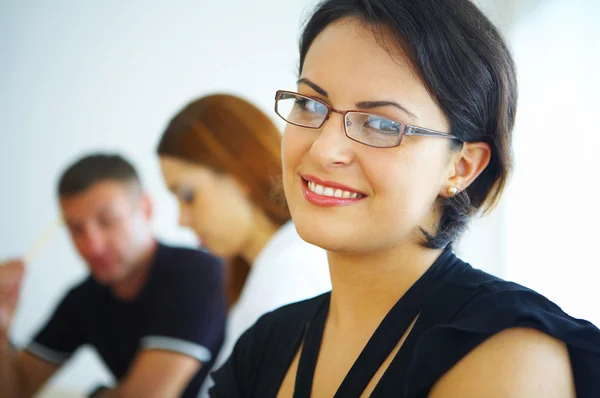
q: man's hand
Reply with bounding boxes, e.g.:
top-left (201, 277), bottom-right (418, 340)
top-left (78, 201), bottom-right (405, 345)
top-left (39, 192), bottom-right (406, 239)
top-left (1, 259), bottom-right (60, 398)
top-left (0, 259), bottom-right (25, 338)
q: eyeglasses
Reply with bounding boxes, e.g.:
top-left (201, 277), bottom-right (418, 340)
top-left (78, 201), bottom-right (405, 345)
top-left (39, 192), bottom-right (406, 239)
top-left (274, 90), bottom-right (460, 148)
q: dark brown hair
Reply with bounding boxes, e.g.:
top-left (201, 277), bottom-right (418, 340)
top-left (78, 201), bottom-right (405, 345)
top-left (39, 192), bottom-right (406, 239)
top-left (58, 153), bottom-right (141, 197)
top-left (157, 94), bottom-right (290, 305)
top-left (299, 0), bottom-right (517, 248)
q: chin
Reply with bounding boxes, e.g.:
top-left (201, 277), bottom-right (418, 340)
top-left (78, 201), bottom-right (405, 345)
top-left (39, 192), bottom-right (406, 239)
top-left (90, 265), bottom-right (126, 285)
top-left (92, 273), bottom-right (117, 286)
top-left (293, 215), bottom-right (364, 253)
top-left (293, 210), bottom-right (412, 255)
top-left (202, 241), bottom-right (237, 260)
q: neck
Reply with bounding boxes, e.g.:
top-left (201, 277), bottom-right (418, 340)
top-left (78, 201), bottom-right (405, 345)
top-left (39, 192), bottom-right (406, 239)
top-left (327, 240), bottom-right (443, 328)
top-left (112, 238), bottom-right (157, 300)
top-left (240, 208), bottom-right (280, 265)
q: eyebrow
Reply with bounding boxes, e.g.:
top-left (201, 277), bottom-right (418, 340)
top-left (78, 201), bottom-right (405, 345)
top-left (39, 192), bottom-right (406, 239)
top-left (356, 101), bottom-right (418, 120)
top-left (297, 78), bottom-right (329, 97)
top-left (297, 78), bottom-right (418, 120)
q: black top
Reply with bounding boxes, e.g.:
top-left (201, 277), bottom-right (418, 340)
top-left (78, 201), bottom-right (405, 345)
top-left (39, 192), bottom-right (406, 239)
top-left (28, 242), bottom-right (227, 398)
top-left (210, 248), bottom-right (600, 397)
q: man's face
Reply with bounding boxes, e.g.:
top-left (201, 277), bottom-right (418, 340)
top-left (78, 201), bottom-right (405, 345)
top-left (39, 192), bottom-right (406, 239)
top-left (60, 180), bottom-right (153, 285)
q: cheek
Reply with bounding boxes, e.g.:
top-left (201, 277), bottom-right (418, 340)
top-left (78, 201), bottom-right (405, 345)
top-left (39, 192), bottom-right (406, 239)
top-left (282, 127), bottom-right (312, 173)
top-left (190, 195), bottom-right (218, 227)
top-left (200, 193), bottom-right (254, 257)
top-left (106, 222), bottom-right (136, 253)
top-left (365, 144), bottom-right (446, 222)
top-left (193, 188), bottom-right (251, 235)
top-left (282, 127), bottom-right (313, 197)
top-left (72, 236), bottom-right (88, 255)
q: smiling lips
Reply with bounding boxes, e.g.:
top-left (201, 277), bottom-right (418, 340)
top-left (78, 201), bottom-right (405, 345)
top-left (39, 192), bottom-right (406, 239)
top-left (301, 174), bottom-right (366, 207)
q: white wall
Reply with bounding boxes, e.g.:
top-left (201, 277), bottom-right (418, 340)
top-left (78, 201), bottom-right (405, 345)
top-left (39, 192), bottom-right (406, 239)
top-left (0, 0), bottom-right (546, 394)
top-left (505, 0), bottom-right (600, 325)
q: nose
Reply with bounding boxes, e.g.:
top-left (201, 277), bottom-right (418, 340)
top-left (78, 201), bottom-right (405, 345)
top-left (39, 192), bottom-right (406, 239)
top-left (78, 227), bottom-right (107, 259)
top-left (309, 112), bottom-right (354, 169)
top-left (178, 206), bottom-right (193, 228)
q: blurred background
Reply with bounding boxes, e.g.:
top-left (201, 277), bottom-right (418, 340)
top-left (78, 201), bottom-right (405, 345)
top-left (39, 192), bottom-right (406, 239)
top-left (1, 0), bottom-right (598, 395)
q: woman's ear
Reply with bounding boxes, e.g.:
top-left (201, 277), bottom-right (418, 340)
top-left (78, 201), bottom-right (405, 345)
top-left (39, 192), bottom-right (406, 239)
top-left (441, 142), bottom-right (491, 197)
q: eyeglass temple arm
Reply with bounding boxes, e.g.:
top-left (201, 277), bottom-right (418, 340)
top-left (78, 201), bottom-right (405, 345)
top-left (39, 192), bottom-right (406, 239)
top-left (405, 126), bottom-right (460, 140)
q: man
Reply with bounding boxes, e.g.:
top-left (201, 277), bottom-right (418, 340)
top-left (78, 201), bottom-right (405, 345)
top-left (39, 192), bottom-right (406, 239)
top-left (0, 153), bottom-right (227, 398)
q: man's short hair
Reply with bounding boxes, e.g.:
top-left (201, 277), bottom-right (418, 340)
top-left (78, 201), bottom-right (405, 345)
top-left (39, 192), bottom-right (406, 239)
top-left (58, 153), bottom-right (141, 197)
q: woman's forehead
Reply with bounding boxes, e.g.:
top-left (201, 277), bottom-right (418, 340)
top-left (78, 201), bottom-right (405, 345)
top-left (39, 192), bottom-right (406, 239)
top-left (160, 156), bottom-right (218, 183)
top-left (304, 20), bottom-right (410, 74)
top-left (303, 22), bottom-right (419, 94)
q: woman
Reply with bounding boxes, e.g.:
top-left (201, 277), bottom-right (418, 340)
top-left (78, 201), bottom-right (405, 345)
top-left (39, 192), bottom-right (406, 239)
top-left (156, 94), bottom-right (332, 376)
top-left (210, 0), bottom-right (600, 397)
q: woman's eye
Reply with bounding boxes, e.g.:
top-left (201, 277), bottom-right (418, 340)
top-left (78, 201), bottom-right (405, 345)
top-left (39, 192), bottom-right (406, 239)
top-left (297, 98), bottom-right (328, 115)
top-left (364, 116), bottom-right (400, 134)
top-left (179, 187), bottom-right (195, 204)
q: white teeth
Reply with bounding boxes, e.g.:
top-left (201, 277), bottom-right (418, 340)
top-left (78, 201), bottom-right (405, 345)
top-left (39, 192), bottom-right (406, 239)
top-left (306, 180), bottom-right (361, 199)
